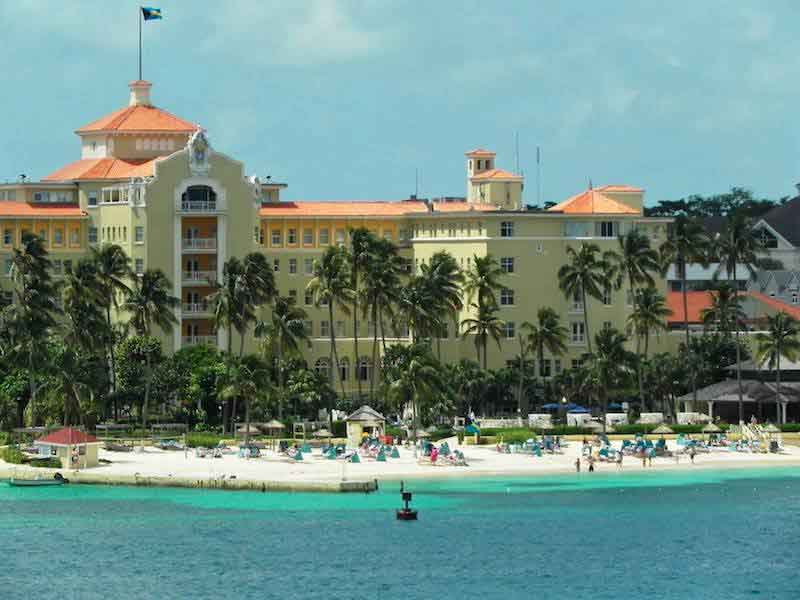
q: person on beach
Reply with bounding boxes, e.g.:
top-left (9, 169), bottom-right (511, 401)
top-left (642, 455), bottom-right (647, 468)
top-left (647, 453), bottom-right (653, 467)
top-left (616, 452), bottom-right (623, 470)
top-left (588, 460), bottom-right (595, 473)
top-left (689, 448), bottom-right (696, 464)
top-left (575, 458), bottom-right (580, 472)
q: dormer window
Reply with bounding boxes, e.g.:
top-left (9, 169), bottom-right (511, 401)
top-left (756, 227), bottom-right (778, 249)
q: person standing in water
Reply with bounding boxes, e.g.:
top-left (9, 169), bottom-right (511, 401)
top-left (575, 457), bottom-right (581, 472)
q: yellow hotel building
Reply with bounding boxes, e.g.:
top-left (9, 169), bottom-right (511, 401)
top-left (0, 80), bottom-right (672, 396)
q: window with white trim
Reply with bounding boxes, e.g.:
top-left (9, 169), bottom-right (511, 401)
top-left (88, 227), bottom-right (98, 243)
top-left (271, 230), bottom-right (281, 246)
top-left (135, 259), bottom-right (144, 274)
top-left (500, 288), bottom-right (515, 306)
top-left (289, 258), bottom-right (297, 274)
top-left (320, 320), bottom-right (330, 337)
top-left (287, 229), bottom-right (297, 244)
top-left (503, 321), bottom-right (515, 339)
top-left (304, 258), bottom-right (314, 275)
top-left (319, 228), bottom-right (329, 245)
top-left (135, 226), bottom-right (144, 243)
top-left (87, 192), bottom-right (98, 207)
top-left (500, 257), bottom-right (515, 273)
top-left (571, 321), bottom-right (585, 344)
top-left (273, 259), bottom-right (280, 272)
top-left (303, 228), bottom-right (313, 245)
top-left (500, 221), bottom-right (514, 237)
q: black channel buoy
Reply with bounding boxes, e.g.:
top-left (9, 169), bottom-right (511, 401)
top-left (396, 480), bottom-right (418, 520)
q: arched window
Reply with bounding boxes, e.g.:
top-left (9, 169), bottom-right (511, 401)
top-left (338, 357), bottom-right (349, 381)
top-left (315, 358), bottom-right (330, 379)
top-left (357, 357), bottom-right (372, 382)
top-left (182, 185), bottom-right (217, 210)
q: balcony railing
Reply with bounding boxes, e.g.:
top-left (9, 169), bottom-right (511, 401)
top-left (180, 200), bottom-right (217, 212)
top-left (182, 270), bottom-right (216, 284)
top-left (182, 238), bottom-right (217, 250)
top-left (182, 302), bottom-right (212, 316)
top-left (182, 335), bottom-right (217, 347)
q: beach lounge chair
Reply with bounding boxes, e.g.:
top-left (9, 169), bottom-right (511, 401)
top-left (376, 450), bottom-right (387, 462)
top-left (390, 446), bottom-right (400, 459)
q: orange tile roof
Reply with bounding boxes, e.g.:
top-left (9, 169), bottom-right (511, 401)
top-left (259, 200), bottom-right (498, 218)
top-left (667, 291), bottom-right (712, 324)
top-left (465, 148), bottom-right (496, 157)
top-left (43, 158), bottom-right (157, 181)
top-left (747, 291), bottom-right (800, 321)
top-left (76, 104), bottom-right (199, 134)
top-left (0, 202), bottom-right (87, 218)
top-left (470, 168), bottom-right (523, 181)
top-left (547, 187), bottom-right (640, 215)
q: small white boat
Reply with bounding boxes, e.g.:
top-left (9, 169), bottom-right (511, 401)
top-left (8, 473), bottom-right (68, 487)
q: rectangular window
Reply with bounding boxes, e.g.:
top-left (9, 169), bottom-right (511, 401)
top-left (319, 228), bottom-right (329, 245)
top-left (303, 320), bottom-right (313, 336)
top-left (4, 259), bottom-right (12, 276)
top-left (572, 290), bottom-right (584, 312)
top-left (572, 358), bottom-right (583, 370)
top-left (602, 287), bottom-right (612, 306)
top-left (288, 289), bottom-right (297, 301)
top-left (38, 228), bottom-right (47, 242)
top-left (271, 230), bottom-right (281, 246)
top-left (54, 229), bottom-right (64, 245)
top-left (555, 359), bottom-right (562, 374)
top-left (599, 221), bottom-right (615, 238)
top-left (793, 292), bottom-right (799, 305)
top-left (571, 322), bottom-right (585, 344)
top-left (303, 228), bottom-right (313, 245)
top-left (287, 229), bottom-right (297, 244)
top-left (603, 321), bottom-right (612, 330)
top-left (383, 231), bottom-right (393, 241)
top-left (540, 359), bottom-right (552, 377)
top-left (289, 258), bottom-right (297, 274)
top-left (88, 227), bottom-right (98, 243)
top-left (70, 229), bottom-right (79, 245)
top-left (3, 229), bottom-right (12, 245)
top-left (135, 226), bottom-right (144, 243)
top-left (503, 321), bottom-right (515, 339)
top-left (500, 288), bottom-right (515, 306)
top-left (135, 259), bottom-right (144, 274)
top-left (320, 320), bottom-right (330, 337)
top-left (335, 321), bottom-right (345, 336)
top-left (87, 192), bottom-right (98, 207)
top-left (335, 229), bottom-right (345, 246)
top-left (500, 257), bottom-right (515, 273)
top-left (304, 258), bottom-right (314, 275)
top-left (273, 258), bottom-right (280, 273)
top-left (304, 290), bottom-right (313, 306)
top-left (500, 221), bottom-right (514, 237)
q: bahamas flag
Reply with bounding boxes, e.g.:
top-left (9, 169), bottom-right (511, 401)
top-left (141, 7), bottom-right (163, 21)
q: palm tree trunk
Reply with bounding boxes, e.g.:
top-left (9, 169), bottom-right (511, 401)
top-left (353, 272), bottom-right (362, 401)
top-left (636, 333), bottom-right (644, 412)
top-left (776, 352), bottom-right (782, 425)
top-left (379, 307), bottom-right (388, 354)
top-left (582, 287), bottom-right (592, 354)
top-left (239, 326), bottom-right (246, 357)
top-left (683, 257), bottom-right (698, 410)
top-left (329, 303), bottom-right (346, 423)
top-left (732, 262), bottom-right (744, 424)
top-left (277, 344), bottom-right (284, 419)
top-left (370, 303), bottom-right (378, 401)
top-left (244, 395), bottom-right (251, 446)
top-left (516, 335), bottom-right (526, 418)
top-left (142, 351), bottom-right (151, 439)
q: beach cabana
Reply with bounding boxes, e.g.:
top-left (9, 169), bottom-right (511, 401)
top-left (34, 428), bottom-right (102, 469)
top-left (264, 419), bottom-right (285, 436)
top-left (345, 406), bottom-right (385, 447)
top-left (652, 424), bottom-right (674, 436)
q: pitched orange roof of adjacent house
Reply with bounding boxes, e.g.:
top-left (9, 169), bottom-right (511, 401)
top-left (76, 104), bottom-right (199, 134)
top-left (748, 291), bottom-right (800, 321)
top-left (259, 200), bottom-right (498, 218)
top-left (470, 168), bottom-right (523, 181)
top-left (465, 148), bottom-right (496, 157)
top-left (667, 291), bottom-right (712, 324)
top-left (42, 158), bottom-right (158, 181)
top-left (0, 202), bottom-right (87, 218)
top-left (547, 187), bottom-right (640, 215)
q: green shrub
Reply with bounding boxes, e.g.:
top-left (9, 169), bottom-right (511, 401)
top-left (0, 446), bottom-right (24, 464)
top-left (331, 420), bottom-right (347, 438)
top-left (481, 426), bottom-right (594, 441)
top-left (185, 433), bottom-right (224, 448)
top-left (30, 457), bottom-right (62, 468)
top-left (780, 423), bottom-right (800, 432)
top-left (0, 432), bottom-right (8, 446)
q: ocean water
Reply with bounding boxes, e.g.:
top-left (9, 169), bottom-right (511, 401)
top-left (1, 468), bottom-right (799, 600)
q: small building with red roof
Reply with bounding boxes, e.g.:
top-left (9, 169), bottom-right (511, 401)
top-left (34, 428), bottom-right (102, 470)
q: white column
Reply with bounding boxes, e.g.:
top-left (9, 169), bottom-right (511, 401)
top-left (781, 402), bottom-right (787, 425)
top-left (173, 217), bottom-right (182, 352)
top-left (216, 214), bottom-right (227, 351)
top-left (707, 401), bottom-right (714, 421)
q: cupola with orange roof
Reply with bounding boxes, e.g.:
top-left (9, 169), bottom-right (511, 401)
top-left (465, 148), bottom-right (524, 210)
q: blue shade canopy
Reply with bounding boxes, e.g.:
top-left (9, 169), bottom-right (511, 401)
top-left (541, 403), bottom-right (561, 410)
top-left (608, 402), bottom-right (623, 410)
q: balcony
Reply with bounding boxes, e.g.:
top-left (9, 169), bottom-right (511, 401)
top-left (180, 200), bottom-right (217, 212)
top-left (182, 270), bottom-right (216, 286)
top-left (182, 302), bottom-right (212, 317)
top-left (182, 238), bottom-right (217, 251)
top-left (182, 335), bottom-right (217, 347)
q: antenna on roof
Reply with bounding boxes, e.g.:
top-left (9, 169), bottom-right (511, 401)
top-left (415, 168), bottom-right (419, 197)
top-left (588, 177), bottom-right (593, 190)
top-left (515, 132), bottom-right (520, 174)
top-left (536, 146), bottom-right (541, 207)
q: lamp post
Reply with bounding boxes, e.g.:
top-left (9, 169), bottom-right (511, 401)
top-left (561, 396), bottom-right (568, 428)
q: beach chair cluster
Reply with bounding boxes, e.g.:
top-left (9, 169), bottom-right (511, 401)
top-left (418, 440), bottom-right (467, 467)
top-left (497, 435), bottom-right (564, 457)
top-left (617, 435), bottom-right (670, 459)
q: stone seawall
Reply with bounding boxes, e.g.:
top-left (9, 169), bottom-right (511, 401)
top-left (0, 466), bottom-right (378, 493)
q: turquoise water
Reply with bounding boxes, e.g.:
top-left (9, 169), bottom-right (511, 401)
top-left (2, 468), bottom-right (799, 599)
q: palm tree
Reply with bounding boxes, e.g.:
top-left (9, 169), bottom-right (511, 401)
top-left (557, 243), bottom-right (605, 353)
top-left (236, 252), bottom-right (276, 357)
top-left (461, 303), bottom-right (504, 369)
top-left (306, 245), bottom-right (353, 415)
top-left (662, 216), bottom-right (710, 346)
top-left (627, 288), bottom-right (671, 410)
top-left (605, 229), bottom-right (660, 299)
top-left (217, 356), bottom-right (267, 445)
top-left (395, 278), bottom-right (436, 343)
top-left (519, 308), bottom-right (567, 412)
top-left (700, 283), bottom-right (746, 337)
top-left (463, 254), bottom-right (503, 309)
top-left (754, 312), bottom-right (800, 424)
top-left (122, 269), bottom-right (179, 431)
top-left (348, 227), bottom-right (376, 400)
top-left (418, 251), bottom-right (464, 358)
top-left (255, 295), bottom-right (308, 418)
top-left (361, 238), bottom-right (403, 398)
top-left (4, 233), bottom-right (61, 415)
top-left (715, 213), bottom-right (764, 424)
top-left (90, 244), bottom-right (134, 401)
top-left (591, 327), bottom-right (634, 432)
top-left (208, 256), bottom-right (243, 357)
top-left (385, 344), bottom-right (445, 437)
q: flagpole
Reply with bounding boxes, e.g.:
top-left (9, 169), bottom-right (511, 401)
top-left (138, 7), bottom-right (142, 80)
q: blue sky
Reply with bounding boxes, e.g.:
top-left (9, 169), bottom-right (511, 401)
top-left (1, 1), bottom-right (798, 205)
